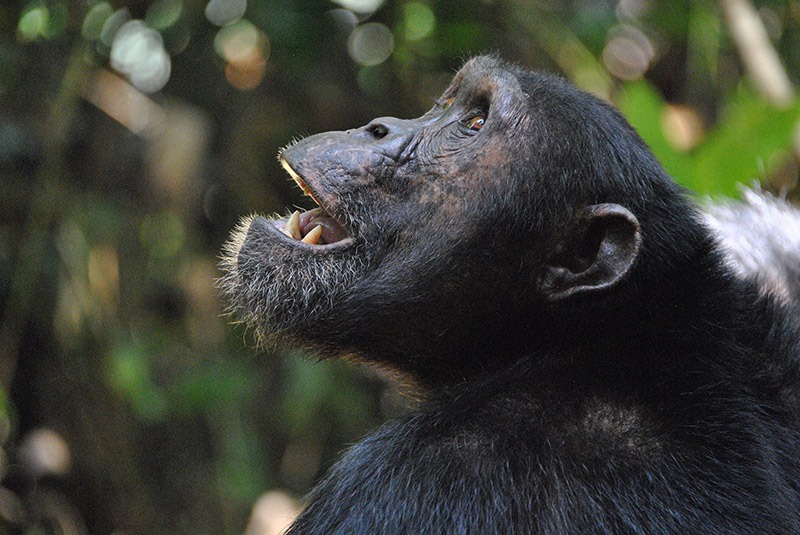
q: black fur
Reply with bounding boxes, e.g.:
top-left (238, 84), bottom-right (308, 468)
top-left (220, 56), bottom-right (800, 533)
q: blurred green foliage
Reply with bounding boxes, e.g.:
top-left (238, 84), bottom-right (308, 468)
top-left (619, 80), bottom-right (800, 195)
top-left (0, 0), bottom-right (798, 533)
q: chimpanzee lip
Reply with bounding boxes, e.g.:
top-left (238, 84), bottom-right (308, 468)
top-left (268, 158), bottom-right (354, 249)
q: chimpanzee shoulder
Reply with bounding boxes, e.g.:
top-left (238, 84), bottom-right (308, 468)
top-left (286, 349), bottom-right (800, 534)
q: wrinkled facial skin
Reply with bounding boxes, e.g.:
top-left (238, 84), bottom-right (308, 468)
top-left (219, 55), bottom-right (691, 386)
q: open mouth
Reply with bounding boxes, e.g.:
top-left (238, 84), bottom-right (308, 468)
top-left (276, 159), bottom-right (353, 247)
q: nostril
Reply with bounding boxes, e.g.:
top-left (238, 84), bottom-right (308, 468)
top-left (366, 123), bottom-right (389, 140)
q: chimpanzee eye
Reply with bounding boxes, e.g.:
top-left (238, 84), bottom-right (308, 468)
top-left (465, 115), bottom-right (486, 131)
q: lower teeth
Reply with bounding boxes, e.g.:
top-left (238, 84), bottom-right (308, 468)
top-left (301, 225), bottom-right (323, 244)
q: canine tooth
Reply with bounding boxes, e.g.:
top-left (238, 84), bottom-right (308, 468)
top-left (287, 210), bottom-right (302, 240)
top-left (301, 225), bottom-right (323, 245)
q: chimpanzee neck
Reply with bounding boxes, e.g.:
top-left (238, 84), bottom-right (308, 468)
top-left (416, 239), bottom-right (776, 393)
top-left (527, 256), bottom-right (780, 397)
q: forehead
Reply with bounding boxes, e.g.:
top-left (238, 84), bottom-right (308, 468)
top-left (446, 56), bottom-right (525, 103)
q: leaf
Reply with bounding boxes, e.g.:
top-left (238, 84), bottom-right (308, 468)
top-left (618, 79), bottom-right (800, 197)
top-left (690, 86), bottom-right (800, 196)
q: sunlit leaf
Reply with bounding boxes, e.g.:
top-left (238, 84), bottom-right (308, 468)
top-left (691, 86), bottom-right (800, 196)
top-left (619, 79), bottom-right (800, 197)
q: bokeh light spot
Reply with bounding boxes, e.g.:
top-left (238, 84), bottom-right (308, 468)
top-left (331, 0), bottom-right (384, 15)
top-left (403, 2), bottom-right (435, 42)
top-left (17, 6), bottom-right (48, 42)
top-left (602, 25), bottom-right (654, 80)
top-left (348, 23), bottom-right (394, 67)
top-left (146, 0), bottom-right (183, 31)
top-left (100, 8), bottom-right (131, 48)
top-left (111, 20), bottom-right (171, 93)
top-left (215, 19), bottom-right (259, 62)
top-left (205, 0), bottom-right (247, 27)
top-left (214, 20), bottom-right (268, 90)
top-left (662, 104), bottom-right (704, 152)
top-left (19, 429), bottom-right (72, 477)
top-left (17, 3), bottom-right (68, 42)
top-left (82, 2), bottom-right (114, 41)
top-left (616, 0), bottom-right (653, 22)
top-left (328, 8), bottom-right (358, 33)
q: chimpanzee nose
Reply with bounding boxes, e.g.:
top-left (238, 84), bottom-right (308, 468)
top-left (365, 121), bottom-right (389, 140)
top-left (347, 117), bottom-right (416, 157)
top-left (348, 117), bottom-right (413, 142)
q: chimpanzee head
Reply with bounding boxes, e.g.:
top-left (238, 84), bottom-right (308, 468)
top-left (219, 56), bottom-right (707, 386)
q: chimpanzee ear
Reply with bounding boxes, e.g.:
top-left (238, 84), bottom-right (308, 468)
top-left (540, 203), bottom-right (641, 301)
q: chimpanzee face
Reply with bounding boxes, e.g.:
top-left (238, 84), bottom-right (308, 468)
top-left (220, 56), bottom-right (644, 379)
top-left (220, 58), bottom-right (529, 340)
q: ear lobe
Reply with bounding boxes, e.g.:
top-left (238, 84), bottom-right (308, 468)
top-left (540, 203), bottom-right (641, 301)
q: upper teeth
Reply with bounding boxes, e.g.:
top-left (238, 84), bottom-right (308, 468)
top-left (285, 210), bottom-right (302, 240)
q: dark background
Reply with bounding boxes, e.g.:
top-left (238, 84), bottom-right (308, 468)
top-left (1, 0), bottom-right (799, 533)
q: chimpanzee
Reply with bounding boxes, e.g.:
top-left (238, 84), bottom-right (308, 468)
top-left (219, 56), bottom-right (800, 533)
